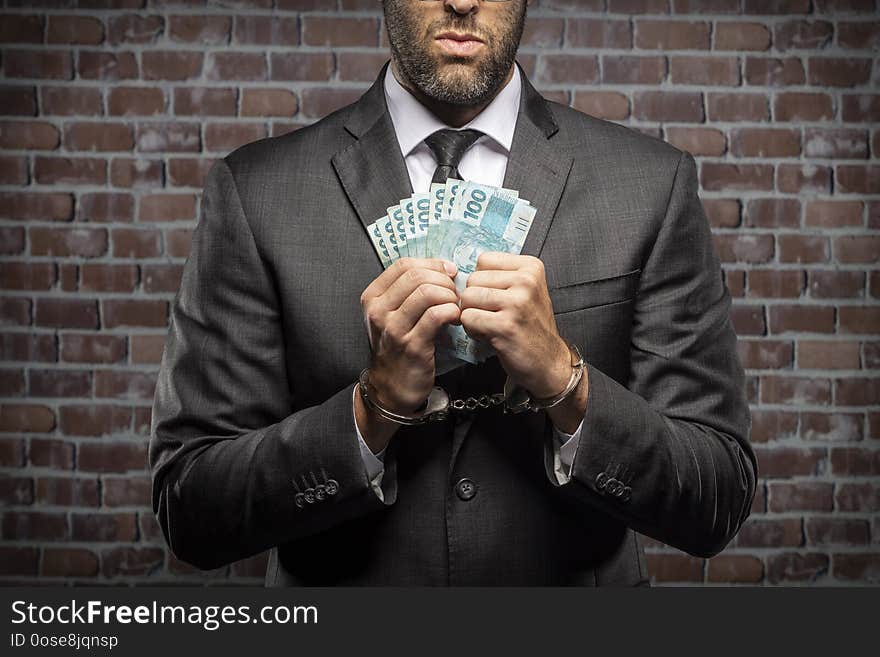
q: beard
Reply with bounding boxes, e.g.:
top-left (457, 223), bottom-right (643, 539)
top-left (383, 1), bottom-right (526, 106)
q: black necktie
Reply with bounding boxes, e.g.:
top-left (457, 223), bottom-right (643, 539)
top-left (424, 128), bottom-right (483, 184)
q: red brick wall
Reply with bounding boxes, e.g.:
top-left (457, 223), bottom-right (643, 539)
top-left (0, 0), bottom-right (877, 585)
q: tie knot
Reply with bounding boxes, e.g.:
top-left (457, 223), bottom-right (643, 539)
top-left (424, 128), bottom-right (483, 169)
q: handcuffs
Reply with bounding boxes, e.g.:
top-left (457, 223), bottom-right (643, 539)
top-left (358, 342), bottom-right (585, 426)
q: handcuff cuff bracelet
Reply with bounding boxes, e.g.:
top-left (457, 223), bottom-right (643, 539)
top-left (357, 342), bottom-right (585, 426)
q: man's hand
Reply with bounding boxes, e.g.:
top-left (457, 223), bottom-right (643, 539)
top-left (356, 257), bottom-right (460, 453)
top-left (459, 252), bottom-right (588, 433)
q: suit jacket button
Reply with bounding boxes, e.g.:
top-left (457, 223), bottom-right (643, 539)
top-left (595, 472), bottom-right (608, 490)
top-left (314, 484), bottom-right (326, 501)
top-left (304, 488), bottom-right (315, 504)
top-left (455, 478), bottom-right (477, 501)
top-left (325, 479), bottom-right (339, 496)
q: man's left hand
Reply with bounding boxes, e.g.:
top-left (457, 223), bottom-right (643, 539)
top-left (459, 252), bottom-right (573, 400)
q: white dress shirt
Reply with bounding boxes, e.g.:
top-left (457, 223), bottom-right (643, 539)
top-left (354, 65), bottom-right (584, 498)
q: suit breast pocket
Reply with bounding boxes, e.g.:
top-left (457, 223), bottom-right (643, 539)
top-left (548, 269), bottom-right (641, 316)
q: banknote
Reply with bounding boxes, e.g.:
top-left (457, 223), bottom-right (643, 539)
top-left (365, 180), bottom-right (536, 368)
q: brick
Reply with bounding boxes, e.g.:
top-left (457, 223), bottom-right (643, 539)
top-left (300, 87), bottom-right (365, 119)
top-left (4, 50), bottom-right (73, 80)
top-left (701, 164), bottom-right (773, 192)
top-left (0, 85), bottom-right (37, 115)
top-left (59, 404), bottom-right (131, 437)
top-left (731, 128), bottom-right (800, 158)
top-left (0, 298), bottom-right (31, 327)
top-left (107, 87), bottom-right (165, 117)
top-left (609, 0), bottom-right (669, 11)
top-left (139, 194), bottom-right (197, 222)
top-left (108, 14), bottom-right (164, 45)
top-left (633, 91), bottom-right (703, 122)
top-left (303, 16), bottom-right (377, 47)
top-left (769, 306), bottom-right (835, 334)
top-left (94, 370), bottom-right (157, 402)
top-left (35, 298), bottom-right (99, 329)
top-left (241, 89), bottom-right (298, 117)
top-left (130, 334), bottom-right (168, 363)
top-left (809, 519), bottom-right (871, 546)
top-left (567, 18), bottom-right (631, 48)
top-left (748, 270), bottom-right (804, 298)
top-left (715, 22), bottom-right (770, 51)
top-left (778, 235), bottom-right (830, 264)
top-left (761, 375), bottom-right (832, 404)
top-left (169, 15), bottom-right (231, 45)
top-left (34, 157), bottom-right (106, 185)
top-left (806, 201), bottom-right (864, 229)
top-left (798, 340), bottom-right (862, 369)
top-left (836, 483), bottom-right (880, 512)
top-left (538, 55), bottom-right (599, 85)
top-left (572, 92), bottom-right (630, 121)
top-left (706, 555), bottom-right (762, 583)
top-left (665, 127), bottom-right (724, 157)
top-left (745, 57), bottom-right (805, 86)
top-left (521, 17), bottom-right (564, 48)
top-left (207, 52), bottom-right (267, 81)
top-left (30, 227), bottom-right (108, 258)
top-left (173, 87), bottom-right (236, 116)
top-left (28, 368), bottom-right (91, 398)
top-left (839, 21), bottom-right (880, 50)
top-left (744, 0), bottom-right (811, 12)
top-left (0, 368), bottom-right (25, 396)
top-left (167, 229), bottom-right (193, 258)
top-left (61, 332), bottom-right (128, 363)
top-left (837, 165), bottom-right (880, 194)
top-left (834, 236), bottom-right (880, 264)
top-left (101, 299), bottom-right (167, 329)
top-left (703, 199), bottom-right (740, 228)
top-left (142, 51), bottom-right (203, 81)
top-left (78, 193), bottom-right (134, 224)
top-left (775, 20), bottom-right (833, 50)
top-left (270, 53), bottom-right (334, 81)
top-left (103, 476), bottom-right (151, 507)
top-left (777, 164), bottom-right (831, 194)
top-left (2, 511), bottom-right (68, 541)
top-left (646, 554), bottom-right (704, 583)
top-left (101, 547), bottom-right (164, 578)
top-left (737, 340), bottom-right (793, 370)
top-left (234, 15), bottom-right (299, 45)
top-left (808, 129), bottom-right (870, 159)
top-left (35, 477), bottom-right (99, 507)
top-left (831, 447), bottom-right (880, 475)
top-left (0, 120), bottom-right (59, 150)
top-left (730, 305), bottom-right (766, 335)
top-left (714, 234), bottom-right (774, 264)
top-left (833, 554), bottom-right (880, 584)
top-left (809, 58), bottom-right (873, 88)
top-left (72, 513), bottom-right (137, 542)
top-left (802, 412), bottom-right (864, 441)
top-left (0, 227), bottom-right (25, 253)
top-left (774, 92), bottom-right (834, 122)
top-left (64, 122), bottom-right (134, 152)
top-left (78, 441), bottom-right (149, 474)
top-left (0, 333), bottom-right (56, 362)
top-left (755, 446), bottom-right (827, 478)
top-left (41, 86), bottom-right (103, 117)
top-left (839, 308), bottom-right (880, 335)
top-left (736, 518), bottom-right (803, 548)
top-left (670, 56), bottom-right (740, 86)
top-left (744, 199), bottom-right (800, 228)
top-left (0, 192), bottom-right (73, 221)
top-left (807, 270), bottom-right (865, 299)
top-left (111, 228), bottom-right (162, 258)
top-left (0, 476), bottom-right (32, 505)
top-left (47, 15), bottom-right (103, 45)
top-left (815, 0), bottom-right (877, 12)
top-left (111, 158), bottom-right (164, 188)
top-left (767, 553), bottom-right (828, 584)
top-left (726, 270), bottom-right (744, 298)
top-left (0, 547), bottom-right (38, 576)
top-left (750, 410), bottom-right (798, 443)
top-left (29, 438), bottom-right (73, 469)
top-left (204, 123), bottom-right (268, 152)
top-left (602, 56), bottom-right (666, 85)
top-left (0, 15), bottom-right (43, 43)
top-left (136, 122), bottom-right (200, 153)
top-left (707, 92), bottom-right (768, 122)
top-left (337, 51), bottom-right (395, 83)
top-left (77, 51), bottom-right (137, 80)
top-left (42, 548), bottom-right (99, 578)
top-left (635, 20), bottom-right (709, 50)
top-left (167, 157), bottom-right (215, 188)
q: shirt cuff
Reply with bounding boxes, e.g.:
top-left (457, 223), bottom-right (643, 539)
top-left (352, 386), bottom-right (386, 501)
top-left (551, 419), bottom-right (583, 485)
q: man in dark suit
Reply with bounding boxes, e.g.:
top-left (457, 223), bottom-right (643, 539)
top-left (150, 0), bottom-right (756, 585)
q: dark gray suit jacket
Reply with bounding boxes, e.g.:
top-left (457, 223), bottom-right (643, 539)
top-left (149, 63), bottom-right (756, 586)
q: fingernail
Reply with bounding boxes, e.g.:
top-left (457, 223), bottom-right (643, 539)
top-left (443, 261), bottom-right (457, 276)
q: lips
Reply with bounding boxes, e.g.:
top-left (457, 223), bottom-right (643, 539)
top-left (434, 31), bottom-right (485, 57)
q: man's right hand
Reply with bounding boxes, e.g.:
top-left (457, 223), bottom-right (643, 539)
top-left (355, 257), bottom-right (460, 453)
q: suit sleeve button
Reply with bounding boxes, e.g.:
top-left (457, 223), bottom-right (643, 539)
top-left (326, 479), bottom-right (339, 496)
top-left (595, 472), bottom-right (608, 490)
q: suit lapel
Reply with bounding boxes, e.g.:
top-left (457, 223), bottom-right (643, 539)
top-left (331, 63), bottom-right (413, 247)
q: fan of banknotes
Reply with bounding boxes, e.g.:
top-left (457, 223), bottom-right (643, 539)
top-left (366, 179), bottom-right (536, 371)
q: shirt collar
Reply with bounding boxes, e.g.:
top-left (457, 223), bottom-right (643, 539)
top-left (384, 63), bottom-right (521, 157)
